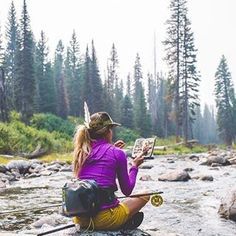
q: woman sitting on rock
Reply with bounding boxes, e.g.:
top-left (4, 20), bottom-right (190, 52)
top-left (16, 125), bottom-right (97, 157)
top-left (73, 111), bottom-right (150, 231)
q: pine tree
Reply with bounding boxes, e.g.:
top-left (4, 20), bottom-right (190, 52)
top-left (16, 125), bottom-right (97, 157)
top-left (0, 25), bottom-right (4, 66)
top-left (133, 54), bottom-right (151, 137)
top-left (214, 55), bottom-right (235, 146)
top-left (163, 0), bottom-right (187, 141)
top-left (65, 30), bottom-right (82, 116)
top-left (54, 40), bottom-right (68, 118)
top-left (110, 44), bottom-right (123, 122)
top-left (180, 15), bottom-right (200, 143)
top-left (16, 0), bottom-right (35, 123)
top-left (44, 61), bottom-right (57, 113)
top-left (82, 46), bottom-right (93, 112)
top-left (0, 67), bottom-right (9, 122)
top-left (90, 40), bottom-right (104, 112)
top-left (121, 95), bottom-right (134, 129)
top-left (35, 31), bottom-right (56, 113)
top-left (5, 0), bottom-right (19, 110)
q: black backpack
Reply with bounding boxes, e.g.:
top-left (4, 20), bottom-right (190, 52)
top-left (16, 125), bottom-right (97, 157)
top-left (62, 179), bottom-right (101, 217)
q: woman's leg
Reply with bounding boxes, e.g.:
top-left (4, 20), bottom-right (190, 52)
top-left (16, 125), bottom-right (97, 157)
top-left (122, 192), bottom-right (150, 218)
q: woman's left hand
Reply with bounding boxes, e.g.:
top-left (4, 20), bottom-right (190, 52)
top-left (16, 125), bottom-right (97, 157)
top-left (114, 140), bottom-right (126, 149)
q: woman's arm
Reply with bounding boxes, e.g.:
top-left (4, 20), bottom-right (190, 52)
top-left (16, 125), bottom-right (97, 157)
top-left (116, 149), bottom-right (141, 196)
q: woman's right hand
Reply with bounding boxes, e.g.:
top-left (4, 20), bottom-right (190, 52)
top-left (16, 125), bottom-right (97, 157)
top-left (132, 155), bottom-right (145, 167)
top-left (132, 145), bottom-right (150, 168)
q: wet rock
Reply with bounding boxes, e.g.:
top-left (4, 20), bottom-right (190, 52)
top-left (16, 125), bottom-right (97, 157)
top-left (209, 167), bottom-right (220, 171)
top-left (46, 163), bottom-right (61, 172)
top-left (0, 164), bottom-right (8, 173)
top-left (211, 163), bottom-right (222, 167)
top-left (140, 164), bottom-right (154, 169)
top-left (31, 214), bottom-right (69, 228)
top-left (201, 154), bottom-right (231, 166)
top-left (168, 160), bottom-right (175, 163)
top-left (158, 170), bottom-right (191, 182)
top-left (40, 170), bottom-right (53, 176)
top-left (6, 160), bottom-right (31, 174)
top-left (183, 167), bottom-right (194, 172)
top-left (26, 173), bottom-right (41, 178)
top-left (189, 155), bottom-right (199, 162)
top-left (60, 166), bottom-right (72, 172)
top-left (0, 172), bottom-right (16, 182)
top-left (0, 180), bottom-right (6, 189)
top-left (199, 175), bottom-right (214, 181)
top-left (10, 168), bottom-right (21, 179)
top-left (218, 189), bottom-right (236, 222)
top-left (140, 175), bottom-right (153, 181)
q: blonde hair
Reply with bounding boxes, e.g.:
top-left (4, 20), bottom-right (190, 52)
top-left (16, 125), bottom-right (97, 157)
top-left (73, 125), bottom-right (91, 176)
top-left (73, 124), bottom-right (111, 176)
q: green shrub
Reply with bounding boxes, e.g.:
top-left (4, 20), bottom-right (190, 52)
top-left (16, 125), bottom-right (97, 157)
top-left (0, 120), bottom-right (72, 154)
top-left (30, 113), bottom-right (75, 136)
top-left (115, 127), bottom-right (140, 144)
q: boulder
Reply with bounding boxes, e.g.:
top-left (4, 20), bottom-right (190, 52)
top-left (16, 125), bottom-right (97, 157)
top-left (31, 214), bottom-right (69, 228)
top-left (218, 189), bottom-right (236, 222)
top-left (46, 163), bottom-right (62, 172)
top-left (199, 175), bottom-right (214, 181)
top-left (139, 175), bottom-right (153, 181)
top-left (0, 180), bottom-right (6, 189)
top-left (183, 168), bottom-right (194, 172)
top-left (139, 164), bottom-right (154, 169)
top-left (189, 155), bottom-right (200, 162)
top-left (6, 160), bottom-right (31, 174)
top-left (0, 172), bottom-right (17, 182)
top-left (158, 170), bottom-right (191, 182)
top-left (60, 166), bottom-right (72, 172)
top-left (206, 155), bottom-right (230, 166)
top-left (0, 164), bottom-right (8, 173)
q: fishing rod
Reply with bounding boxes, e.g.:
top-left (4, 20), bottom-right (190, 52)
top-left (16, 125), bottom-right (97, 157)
top-left (0, 191), bottom-right (163, 215)
top-left (37, 223), bottom-right (75, 236)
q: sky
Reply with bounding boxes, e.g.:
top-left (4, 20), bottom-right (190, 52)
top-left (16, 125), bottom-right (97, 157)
top-left (0, 0), bottom-right (236, 107)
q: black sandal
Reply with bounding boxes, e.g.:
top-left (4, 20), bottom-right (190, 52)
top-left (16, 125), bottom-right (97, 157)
top-left (121, 212), bottom-right (144, 230)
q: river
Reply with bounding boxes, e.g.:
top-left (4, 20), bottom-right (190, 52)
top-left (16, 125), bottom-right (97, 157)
top-left (0, 154), bottom-right (236, 235)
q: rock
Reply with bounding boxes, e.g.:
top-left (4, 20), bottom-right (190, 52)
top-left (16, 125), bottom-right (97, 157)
top-left (167, 160), bottom-right (175, 163)
top-left (211, 163), bottom-right (222, 167)
top-left (199, 175), bottom-right (214, 181)
top-left (26, 173), bottom-right (41, 178)
top-left (0, 172), bottom-right (17, 182)
top-left (183, 168), bottom-right (194, 172)
top-left (0, 180), bottom-right (6, 188)
top-left (60, 166), bottom-right (72, 172)
top-left (218, 189), bottom-right (236, 222)
top-left (31, 214), bottom-right (69, 228)
top-left (40, 170), bottom-right (53, 176)
top-left (158, 170), bottom-right (191, 182)
top-left (6, 160), bottom-right (31, 174)
top-left (0, 164), bottom-right (8, 173)
top-left (202, 155), bottom-right (231, 166)
top-left (10, 168), bottom-right (21, 179)
top-left (140, 175), bottom-right (153, 181)
top-left (189, 155), bottom-right (199, 161)
top-left (46, 163), bottom-right (61, 172)
top-left (140, 164), bottom-right (154, 169)
top-left (209, 167), bottom-right (220, 171)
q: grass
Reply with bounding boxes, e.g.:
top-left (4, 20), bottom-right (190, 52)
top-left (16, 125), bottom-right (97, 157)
top-left (0, 153), bottom-right (73, 165)
top-left (0, 155), bottom-right (24, 164)
top-left (39, 153), bottom-right (73, 164)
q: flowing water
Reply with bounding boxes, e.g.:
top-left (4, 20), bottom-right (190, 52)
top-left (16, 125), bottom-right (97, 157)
top-left (0, 154), bottom-right (236, 236)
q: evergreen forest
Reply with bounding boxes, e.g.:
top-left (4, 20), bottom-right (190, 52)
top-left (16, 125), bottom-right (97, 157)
top-left (0, 0), bottom-right (235, 153)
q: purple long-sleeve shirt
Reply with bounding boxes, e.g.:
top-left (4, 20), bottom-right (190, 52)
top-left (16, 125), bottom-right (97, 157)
top-left (78, 139), bottom-right (138, 210)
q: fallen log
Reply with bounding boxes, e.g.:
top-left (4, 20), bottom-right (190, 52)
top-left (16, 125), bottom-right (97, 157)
top-left (18, 144), bottom-right (48, 159)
